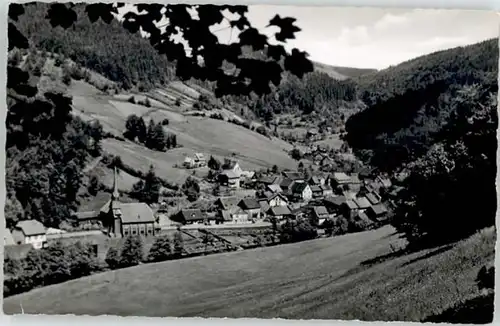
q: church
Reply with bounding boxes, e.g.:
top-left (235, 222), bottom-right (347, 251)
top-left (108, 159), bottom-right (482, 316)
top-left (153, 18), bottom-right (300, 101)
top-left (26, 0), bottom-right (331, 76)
top-left (101, 167), bottom-right (157, 238)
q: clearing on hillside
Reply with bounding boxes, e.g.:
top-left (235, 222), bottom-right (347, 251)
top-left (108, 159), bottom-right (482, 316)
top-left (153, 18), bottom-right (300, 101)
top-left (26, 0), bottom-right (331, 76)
top-left (4, 226), bottom-right (494, 321)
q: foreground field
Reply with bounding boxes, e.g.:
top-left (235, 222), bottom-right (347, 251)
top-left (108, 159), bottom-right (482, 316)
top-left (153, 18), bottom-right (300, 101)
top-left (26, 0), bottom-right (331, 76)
top-left (4, 226), bottom-right (494, 321)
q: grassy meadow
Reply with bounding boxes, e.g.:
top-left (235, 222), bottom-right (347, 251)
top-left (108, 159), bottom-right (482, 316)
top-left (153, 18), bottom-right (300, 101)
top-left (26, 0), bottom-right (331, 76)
top-left (69, 79), bottom-right (297, 185)
top-left (4, 226), bottom-right (494, 321)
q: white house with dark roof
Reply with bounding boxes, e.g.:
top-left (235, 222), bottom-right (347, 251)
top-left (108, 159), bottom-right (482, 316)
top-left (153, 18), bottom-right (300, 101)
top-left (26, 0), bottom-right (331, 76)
top-left (11, 220), bottom-right (47, 249)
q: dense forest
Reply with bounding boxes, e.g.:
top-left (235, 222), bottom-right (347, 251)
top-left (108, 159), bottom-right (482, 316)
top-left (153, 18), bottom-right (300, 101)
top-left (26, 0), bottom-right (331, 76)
top-left (344, 38), bottom-right (498, 245)
top-left (345, 38), bottom-right (498, 171)
top-left (16, 2), bottom-right (175, 90)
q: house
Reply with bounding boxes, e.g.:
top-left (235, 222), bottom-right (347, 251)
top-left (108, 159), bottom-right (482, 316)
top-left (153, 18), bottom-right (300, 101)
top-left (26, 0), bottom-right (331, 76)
top-left (238, 198), bottom-right (262, 220)
top-left (354, 196), bottom-right (372, 212)
top-left (310, 185), bottom-right (324, 199)
top-left (222, 159), bottom-right (243, 177)
top-left (321, 184), bottom-right (334, 197)
top-left (282, 171), bottom-right (305, 183)
top-left (367, 203), bottom-right (389, 221)
top-left (183, 156), bottom-right (196, 169)
top-left (11, 220), bottom-right (47, 249)
top-left (219, 170), bottom-right (241, 189)
top-left (258, 175), bottom-right (282, 186)
top-left (323, 196), bottom-right (346, 214)
top-left (267, 205), bottom-right (293, 221)
top-left (230, 206), bottom-right (250, 223)
top-left (213, 197), bottom-right (240, 211)
top-left (260, 192), bottom-right (288, 208)
top-left (291, 182), bottom-right (313, 202)
top-left (312, 206), bottom-right (329, 226)
top-left (280, 178), bottom-right (295, 194)
top-left (309, 174), bottom-right (327, 186)
top-left (175, 209), bottom-right (206, 224)
top-left (194, 153), bottom-right (207, 167)
top-left (331, 172), bottom-right (352, 189)
top-left (266, 184), bottom-right (283, 193)
top-left (103, 167), bottom-right (156, 237)
top-left (342, 200), bottom-right (359, 219)
top-left (366, 192), bottom-right (382, 205)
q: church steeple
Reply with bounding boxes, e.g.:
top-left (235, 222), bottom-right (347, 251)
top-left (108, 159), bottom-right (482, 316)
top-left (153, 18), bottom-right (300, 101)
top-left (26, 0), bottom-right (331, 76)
top-left (112, 166), bottom-right (120, 200)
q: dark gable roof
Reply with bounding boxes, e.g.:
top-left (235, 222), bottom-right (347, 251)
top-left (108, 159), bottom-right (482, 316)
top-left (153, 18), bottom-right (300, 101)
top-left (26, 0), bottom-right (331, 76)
top-left (291, 182), bottom-right (309, 194)
top-left (215, 197), bottom-right (240, 210)
top-left (282, 171), bottom-right (304, 181)
top-left (239, 198), bottom-right (261, 210)
top-left (324, 196), bottom-right (346, 207)
top-left (179, 209), bottom-right (205, 221)
top-left (220, 170), bottom-right (240, 179)
top-left (16, 220), bottom-right (46, 236)
top-left (313, 206), bottom-right (329, 217)
top-left (119, 203), bottom-right (155, 224)
top-left (280, 178), bottom-right (294, 189)
top-left (370, 203), bottom-right (388, 216)
top-left (267, 205), bottom-right (292, 216)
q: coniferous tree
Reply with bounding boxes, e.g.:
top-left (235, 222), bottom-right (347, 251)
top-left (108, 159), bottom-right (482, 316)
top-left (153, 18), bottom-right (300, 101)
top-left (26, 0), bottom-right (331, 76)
top-left (119, 235), bottom-right (144, 267)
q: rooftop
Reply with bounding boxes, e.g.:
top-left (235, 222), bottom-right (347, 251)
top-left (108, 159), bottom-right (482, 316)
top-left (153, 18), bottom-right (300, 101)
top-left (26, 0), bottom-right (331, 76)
top-left (118, 203), bottom-right (156, 224)
top-left (16, 220), bottom-right (46, 236)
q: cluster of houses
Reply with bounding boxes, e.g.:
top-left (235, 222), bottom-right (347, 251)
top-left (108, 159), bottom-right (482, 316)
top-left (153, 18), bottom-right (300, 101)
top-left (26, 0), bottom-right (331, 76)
top-left (183, 153), bottom-right (207, 169)
top-left (171, 164), bottom-right (394, 229)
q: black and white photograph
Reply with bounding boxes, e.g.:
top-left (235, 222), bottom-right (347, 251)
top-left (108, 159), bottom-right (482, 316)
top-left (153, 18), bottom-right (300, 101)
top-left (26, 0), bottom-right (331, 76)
top-left (3, 2), bottom-right (498, 323)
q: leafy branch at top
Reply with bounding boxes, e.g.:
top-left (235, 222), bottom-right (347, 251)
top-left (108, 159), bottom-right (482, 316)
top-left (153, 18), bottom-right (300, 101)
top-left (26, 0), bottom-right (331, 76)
top-left (8, 3), bottom-right (314, 97)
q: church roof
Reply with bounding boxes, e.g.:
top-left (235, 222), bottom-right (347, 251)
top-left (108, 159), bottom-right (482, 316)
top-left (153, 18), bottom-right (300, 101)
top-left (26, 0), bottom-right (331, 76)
top-left (118, 203), bottom-right (155, 224)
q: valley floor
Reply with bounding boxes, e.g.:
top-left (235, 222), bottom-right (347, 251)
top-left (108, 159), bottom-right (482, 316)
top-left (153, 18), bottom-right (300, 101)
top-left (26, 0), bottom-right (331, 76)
top-left (3, 226), bottom-right (494, 321)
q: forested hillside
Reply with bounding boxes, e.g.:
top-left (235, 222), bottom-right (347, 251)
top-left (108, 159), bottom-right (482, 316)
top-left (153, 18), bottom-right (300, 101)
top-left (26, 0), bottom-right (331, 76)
top-left (345, 38), bottom-right (498, 171)
top-left (16, 2), bottom-right (175, 90)
top-left (345, 38), bottom-right (498, 245)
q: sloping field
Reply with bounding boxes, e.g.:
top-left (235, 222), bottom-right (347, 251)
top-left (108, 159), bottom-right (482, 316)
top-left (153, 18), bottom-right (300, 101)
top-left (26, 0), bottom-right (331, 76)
top-left (4, 226), bottom-right (494, 321)
top-left (68, 79), bottom-right (296, 183)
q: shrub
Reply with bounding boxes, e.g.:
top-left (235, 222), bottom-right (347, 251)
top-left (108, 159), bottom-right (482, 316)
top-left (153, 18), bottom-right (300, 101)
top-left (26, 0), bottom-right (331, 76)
top-left (175, 98), bottom-right (181, 106)
top-left (128, 96), bottom-right (136, 104)
top-left (105, 247), bottom-right (120, 270)
top-left (173, 231), bottom-right (184, 257)
top-left (162, 118), bottom-right (169, 126)
top-left (119, 235), bottom-right (144, 267)
top-left (147, 235), bottom-right (173, 262)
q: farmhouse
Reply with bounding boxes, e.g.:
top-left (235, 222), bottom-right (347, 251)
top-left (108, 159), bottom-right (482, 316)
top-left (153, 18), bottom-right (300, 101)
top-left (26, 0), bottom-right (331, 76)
top-left (238, 198), bottom-right (262, 220)
top-left (366, 192), bottom-right (382, 205)
top-left (310, 185), bottom-right (324, 199)
top-left (291, 182), bottom-right (313, 202)
top-left (266, 205), bottom-right (293, 221)
top-left (213, 197), bottom-right (240, 211)
top-left (282, 171), bottom-right (305, 183)
top-left (342, 200), bottom-right (359, 219)
top-left (219, 170), bottom-right (241, 189)
top-left (194, 153), bottom-right (207, 167)
top-left (354, 196), bottom-right (372, 212)
top-left (367, 203), bottom-right (389, 221)
top-left (222, 159), bottom-right (243, 177)
top-left (309, 174), bottom-right (327, 186)
top-left (280, 178), bottom-right (295, 193)
top-left (11, 220), bottom-right (47, 249)
top-left (266, 184), bottom-right (283, 193)
top-left (174, 209), bottom-right (207, 225)
top-left (258, 175), bottom-right (282, 186)
top-left (103, 167), bottom-right (156, 238)
top-left (321, 184), bottom-right (334, 197)
top-left (312, 206), bottom-right (329, 225)
top-left (230, 207), bottom-right (250, 223)
top-left (323, 196), bottom-right (346, 214)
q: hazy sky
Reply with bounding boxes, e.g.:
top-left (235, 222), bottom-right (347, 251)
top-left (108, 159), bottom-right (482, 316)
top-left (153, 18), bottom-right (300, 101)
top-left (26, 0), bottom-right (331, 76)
top-left (119, 5), bottom-right (499, 70)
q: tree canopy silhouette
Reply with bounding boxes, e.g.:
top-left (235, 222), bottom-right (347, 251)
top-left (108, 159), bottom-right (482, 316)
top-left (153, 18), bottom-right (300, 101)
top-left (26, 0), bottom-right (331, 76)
top-left (9, 2), bottom-right (313, 97)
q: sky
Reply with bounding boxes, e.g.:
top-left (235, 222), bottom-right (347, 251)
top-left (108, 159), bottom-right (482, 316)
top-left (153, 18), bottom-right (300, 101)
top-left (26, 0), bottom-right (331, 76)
top-left (118, 5), bottom-right (499, 70)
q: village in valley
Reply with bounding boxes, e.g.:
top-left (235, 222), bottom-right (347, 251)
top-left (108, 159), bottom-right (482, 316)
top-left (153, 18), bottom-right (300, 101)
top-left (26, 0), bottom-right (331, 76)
top-left (4, 3), bottom-right (496, 322)
top-left (5, 124), bottom-right (396, 257)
